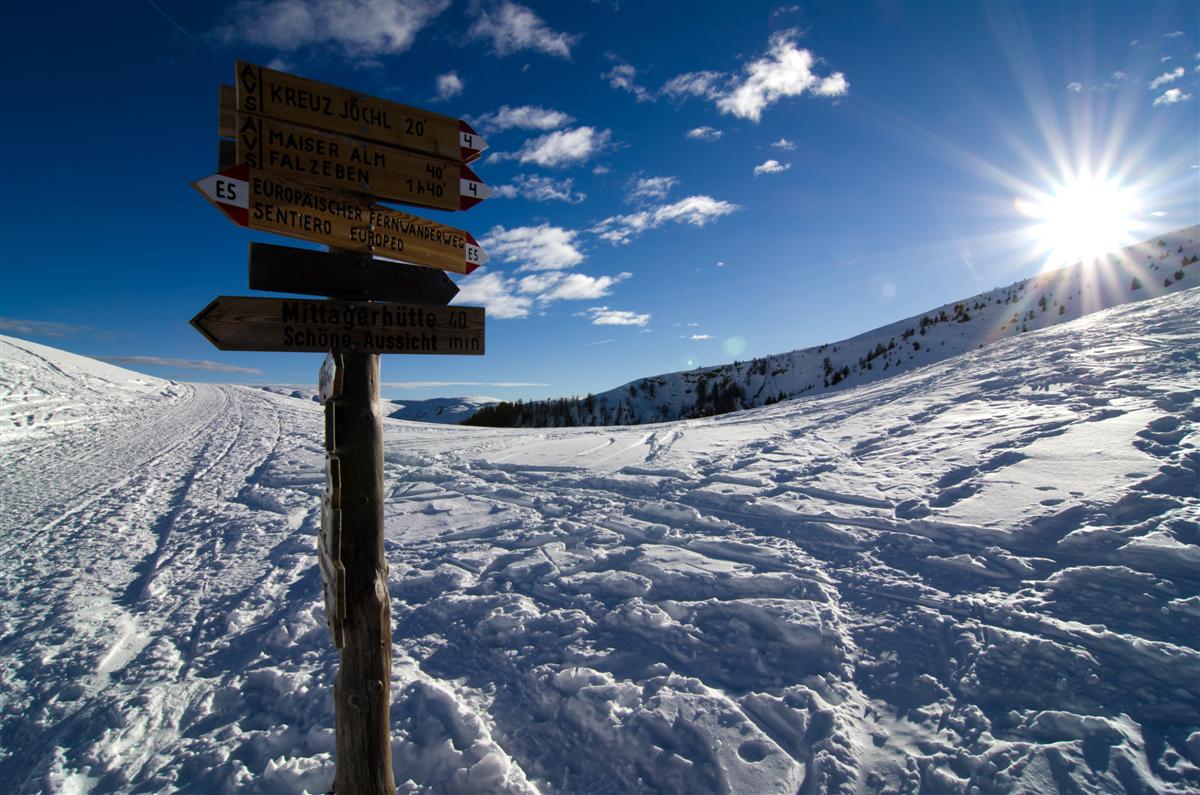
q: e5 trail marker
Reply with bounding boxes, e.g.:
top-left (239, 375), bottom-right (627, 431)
top-left (192, 165), bottom-right (487, 274)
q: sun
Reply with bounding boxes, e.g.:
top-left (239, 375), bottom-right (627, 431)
top-left (1016, 172), bottom-right (1142, 269)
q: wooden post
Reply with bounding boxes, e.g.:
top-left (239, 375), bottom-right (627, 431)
top-left (326, 250), bottom-right (395, 793)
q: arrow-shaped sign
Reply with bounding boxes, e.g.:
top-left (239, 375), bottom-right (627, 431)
top-left (191, 296), bottom-right (485, 355)
top-left (192, 166), bottom-right (487, 274)
top-left (233, 112), bottom-right (492, 211)
top-left (248, 243), bottom-right (460, 305)
top-left (236, 61), bottom-right (487, 163)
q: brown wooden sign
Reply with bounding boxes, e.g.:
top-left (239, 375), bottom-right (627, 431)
top-left (235, 112), bottom-right (491, 211)
top-left (191, 296), bottom-right (485, 355)
top-left (236, 61), bottom-right (486, 163)
top-left (249, 243), bottom-right (460, 305)
top-left (192, 165), bottom-right (487, 274)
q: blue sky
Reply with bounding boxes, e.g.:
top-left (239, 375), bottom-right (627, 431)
top-left (2, 1), bottom-right (1197, 401)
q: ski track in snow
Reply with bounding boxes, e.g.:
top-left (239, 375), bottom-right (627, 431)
top-left (2, 290), bottom-right (1199, 793)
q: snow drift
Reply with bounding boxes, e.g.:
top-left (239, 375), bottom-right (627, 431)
top-left (1, 287), bottom-right (1199, 793)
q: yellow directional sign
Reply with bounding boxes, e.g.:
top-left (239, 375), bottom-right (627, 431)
top-left (235, 113), bottom-right (491, 210)
top-left (191, 165), bottom-right (487, 274)
top-left (236, 61), bottom-right (486, 163)
top-left (191, 296), bottom-right (486, 355)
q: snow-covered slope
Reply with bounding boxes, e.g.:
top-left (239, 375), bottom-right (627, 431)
top-left (388, 395), bottom-right (499, 424)
top-left (254, 388), bottom-right (496, 424)
top-left (469, 226), bottom-right (1199, 427)
top-left (2, 287), bottom-right (1199, 793)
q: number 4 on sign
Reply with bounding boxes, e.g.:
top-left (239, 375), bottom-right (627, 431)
top-left (459, 164), bottom-right (492, 210)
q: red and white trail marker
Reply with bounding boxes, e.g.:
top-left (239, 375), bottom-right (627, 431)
top-left (459, 164), bottom-right (493, 210)
top-left (192, 165), bottom-right (487, 274)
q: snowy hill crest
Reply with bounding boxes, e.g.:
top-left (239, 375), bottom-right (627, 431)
top-left (387, 396), bottom-right (500, 424)
top-left (468, 226), bottom-right (1199, 427)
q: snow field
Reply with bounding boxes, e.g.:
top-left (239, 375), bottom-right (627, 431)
top-left (1, 286), bottom-right (1198, 792)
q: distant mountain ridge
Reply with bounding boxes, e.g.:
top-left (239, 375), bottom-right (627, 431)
top-left (466, 226), bottom-right (1199, 427)
top-left (253, 387), bottom-right (497, 426)
top-left (387, 395), bottom-right (499, 424)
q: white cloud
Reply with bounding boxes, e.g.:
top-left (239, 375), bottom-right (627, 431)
top-left (1067, 81), bottom-right (1082, 93)
top-left (627, 175), bottom-right (678, 203)
top-left (1148, 67), bottom-right (1185, 89)
top-left (493, 174), bottom-right (586, 203)
top-left (518, 271), bottom-right (631, 301)
top-left (1163, 30), bottom-right (1185, 39)
top-left (626, 30), bottom-right (845, 121)
top-left (101, 356), bottom-right (263, 375)
top-left (1112, 71), bottom-right (1128, 80)
top-left (1153, 88), bottom-right (1192, 106)
top-left (603, 62), bottom-right (651, 101)
top-left (468, 2), bottom-right (577, 58)
top-left (686, 126), bottom-right (723, 141)
top-left (454, 263), bottom-right (630, 319)
top-left (454, 271), bottom-right (533, 318)
top-left (715, 29), bottom-right (847, 121)
top-left (496, 126), bottom-right (611, 167)
top-left (585, 307), bottom-right (651, 326)
top-left (686, 334), bottom-right (713, 340)
top-left (592, 164), bottom-right (611, 175)
top-left (481, 224), bottom-right (585, 271)
top-left (771, 137), bottom-right (796, 150)
top-left (474, 104), bottom-right (573, 132)
top-left (1161, 56), bottom-right (1173, 62)
top-left (592, 195), bottom-right (740, 245)
top-left (1151, 210), bottom-right (1168, 217)
top-left (753, 159), bottom-right (790, 176)
top-left (435, 71), bottom-right (463, 100)
top-left (212, 0), bottom-right (449, 58)
top-left (0, 317), bottom-right (90, 338)
top-left (661, 70), bottom-right (725, 100)
top-left (715, 261), bottom-right (726, 267)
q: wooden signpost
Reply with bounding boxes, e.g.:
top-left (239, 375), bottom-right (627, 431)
top-left (191, 60), bottom-right (498, 793)
top-left (192, 165), bottom-right (488, 274)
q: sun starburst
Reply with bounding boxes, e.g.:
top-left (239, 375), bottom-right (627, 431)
top-left (1016, 171), bottom-right (1143, 270)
